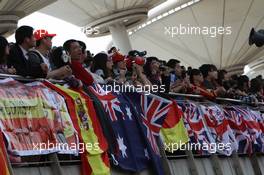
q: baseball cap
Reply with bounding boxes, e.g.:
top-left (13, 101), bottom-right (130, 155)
top-left (134, 56), bottom-right (145, 65)
top-left (125, 56), bottom-right (145, 70)
top-left (34, 29), bottom-right (56, 41)
top-left (112, 52), bottom-right (125, 63)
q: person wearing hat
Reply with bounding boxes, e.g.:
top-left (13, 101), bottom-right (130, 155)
top-left (28, 29), bottom-right (72, 79)
top-left (126, 56), bottom-right (152, 87)
top-left (112, 52), bottom-right (127, 84)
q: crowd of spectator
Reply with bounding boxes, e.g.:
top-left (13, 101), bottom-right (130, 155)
top-left (0, 25), bottom-right (263, 103)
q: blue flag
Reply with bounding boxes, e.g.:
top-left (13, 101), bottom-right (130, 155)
top-left (89, 84), bottom-right (159, 173)
top-left (124, 92), bottom-right (173, 175)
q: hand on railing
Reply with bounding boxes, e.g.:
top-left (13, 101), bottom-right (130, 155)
top-left (7, 66), bottom-right (16, 75)
top-left (214, 86), bottom-right (226, 96)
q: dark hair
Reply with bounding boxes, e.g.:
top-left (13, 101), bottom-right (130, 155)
top-left (256, 75), bottom-right (262, 80)
top-left (15, 26), bottom-right (34, 45)
top-left (237, 75), bottom-right (249, 91)
top-left (199, 64), bottom-right (210, 77)
top-left (182, 69), bottom-right (187, 79)
top-left (146, 56), bottom-right (159, 62)
top-left (225, 74), bottom-right (239, 90)
top-left (210, 64), bottom-right (217, 71)
top-left (108, 47), bottom-right (116, 54)
top-left (217, 69), bottom-right (227, 86)
top-left (50, 46), bottom-right (69, 68)
top-left (87, 50), bottom-right (94, 58)
top-left (187, 66), bottom-right (192, 75)
top-left (143, 56), bottom-right (159, 77)
top-left (91, 53), bottom-right (110, 78)
top-left (83, 50), bottom-right (94, 67)
top-left (78, 40), bottom-right (86, 54)
top-left (159, 60), bottom-right (167, 66)
top-left (63, 39), bottom-right (78, 52)
top-left (0, 36), bottom-right (9, 64)
top-left (166, 59), bottom-right (180, 69)
top-left (199, 64), bottom-right (217, 78)
top-left (250, 78), bottom-right (263, 93)
top-left (231, 74), bottom-right (239, 81)
top-left (189, 69), bottom-right (201, 84)
top-left (223, 79), bottom-right (237, 90)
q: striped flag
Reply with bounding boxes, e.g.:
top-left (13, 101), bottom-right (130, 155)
top-left (200, 104), bottom-right (238, 155)
top-left (161, 100), bottom-right (189, 152)
top-left (0, 131), bottom-right (10, 175)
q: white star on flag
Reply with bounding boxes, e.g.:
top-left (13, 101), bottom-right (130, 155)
top-left (125, 106), bottom-right (132, 120)
top-left (117, 134), bottom-right (128, 158)
top-left (144, 148), bottom-right (150, 159)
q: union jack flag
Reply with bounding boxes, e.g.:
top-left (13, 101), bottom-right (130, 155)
top-left (139, 94), bottom-right (172, 154)
top-left (89, 84), bottom-right (124, 121)
top-left (200, 104), bottom-right (238, 155)
top-left (224, 106), bottom-right (253, 154)
top-left (179, 101), bottom-right (213, 154)
top-left (235, 107), bottom-right (264, 152)
top-left (101, 98), bottom-right (124, 121)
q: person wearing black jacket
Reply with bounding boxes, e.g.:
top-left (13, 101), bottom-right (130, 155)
top-left (7, 25), bottom-right (46, 78)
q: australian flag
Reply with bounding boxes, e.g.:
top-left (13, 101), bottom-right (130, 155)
top-left (127, 92), bottom-right (172, 153)
top-left (89, 84), bottom-right (165, 174)
top-left (124, 91), bottom-right (174, 174)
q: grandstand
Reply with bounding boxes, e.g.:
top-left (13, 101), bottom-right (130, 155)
top-left (1, 0), bottom-right (264, 175)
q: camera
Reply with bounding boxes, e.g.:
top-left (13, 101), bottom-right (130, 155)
top-left (249, 28), bottom-right (264, 47)
top-left (126, 50), bottom-right (147, 71)
top-left (128, 50), bottom-right (147, 57)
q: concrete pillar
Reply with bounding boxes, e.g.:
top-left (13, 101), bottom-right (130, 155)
top-left (109, 23), bottom-right (132, 55)
top-left (0, 15), bottom-right (19, 36)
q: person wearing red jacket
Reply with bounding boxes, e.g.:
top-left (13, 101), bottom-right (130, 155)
top-left (63, 39), bottom-right (94, 85)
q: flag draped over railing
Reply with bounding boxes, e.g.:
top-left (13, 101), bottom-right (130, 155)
top-left (0, 131), bottom-right (10, 175)
top-left (0, 78), bottom-right (263, 175)
top-left (89, 84), bottom-right (159, 174)
top-left (0, 79), bottom-right (78, 156)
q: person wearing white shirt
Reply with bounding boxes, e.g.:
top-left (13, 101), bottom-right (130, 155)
top-left (28, 29), bottom-right (72, 79)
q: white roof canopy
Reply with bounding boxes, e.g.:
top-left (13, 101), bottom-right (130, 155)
top-left (40, 0), bottom-right (165, 36)
top-left (0, 0), bottom-right (55, 35)
top-left (129, 0), bottom-right (264, 70)
top-left (40, 0), bottom-right (264, 74)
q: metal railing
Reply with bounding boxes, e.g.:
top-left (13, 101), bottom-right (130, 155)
top-left (1, 73), bottom-right (264, 175)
